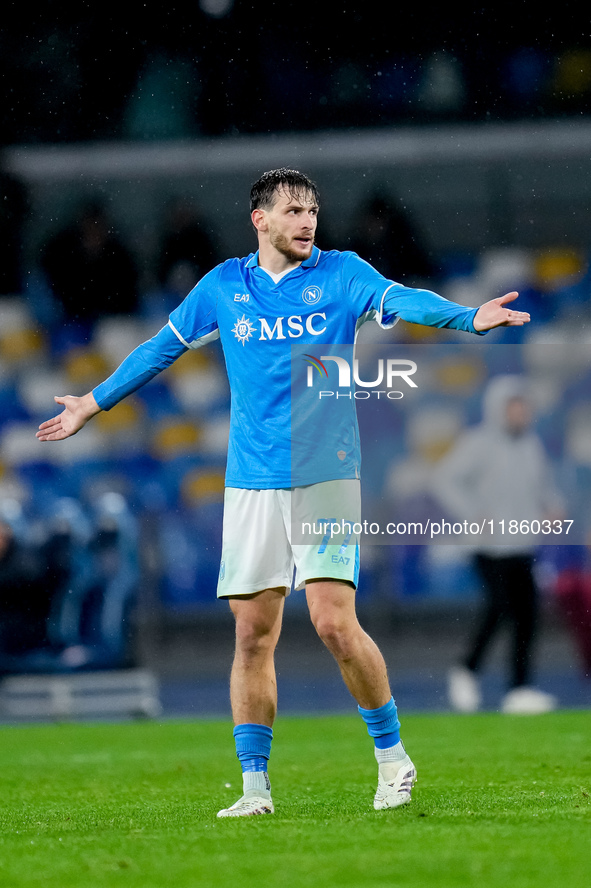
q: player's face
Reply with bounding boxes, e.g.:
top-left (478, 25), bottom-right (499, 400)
top-left (264, 188), bottom-right (318, 263)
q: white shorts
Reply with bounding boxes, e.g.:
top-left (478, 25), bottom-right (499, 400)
top-left (216, 479), bottom-right (361, 598)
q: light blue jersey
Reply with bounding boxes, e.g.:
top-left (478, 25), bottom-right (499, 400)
top-left (93, 247), bottom-right (484, 488)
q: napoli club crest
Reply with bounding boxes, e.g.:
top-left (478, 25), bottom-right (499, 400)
top-left (302, 286), bottom-right (322, 305)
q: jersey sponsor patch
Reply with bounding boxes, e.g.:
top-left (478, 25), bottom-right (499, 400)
top-left (231, 312), bottom-right (328, 343)
top-left (232, 315), bottom-right (256, 345)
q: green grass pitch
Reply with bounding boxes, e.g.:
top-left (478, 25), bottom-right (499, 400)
top-left (0, 711), bottom-right (588, 887)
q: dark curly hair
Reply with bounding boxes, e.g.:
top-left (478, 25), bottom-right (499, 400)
top-left (249, 168), bottom-right (320, 212)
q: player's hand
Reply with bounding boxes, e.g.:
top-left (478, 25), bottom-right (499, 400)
top-left (473, 292), bottom-right (530, 332)
top-left (36, 393), bottom-right (101, 441)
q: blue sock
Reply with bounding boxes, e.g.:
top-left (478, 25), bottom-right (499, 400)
top-left (233, 723), bottom-right (273, 773)
top-left (358, 697), bottom-right (401, 749)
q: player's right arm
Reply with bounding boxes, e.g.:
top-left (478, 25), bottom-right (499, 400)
top-left (37, 266), bottom-right (221, 442)
top-left (37, 391), bottom-right (102, 441)
top-left (36, 323), bottom-right (188, 441)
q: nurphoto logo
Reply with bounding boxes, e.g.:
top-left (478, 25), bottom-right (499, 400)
top-left (304, 354), bottom-right (418, 400)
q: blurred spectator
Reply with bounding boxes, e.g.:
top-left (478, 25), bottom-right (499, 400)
top-left (418, 52), bottom-right (466, 115)
top-left (156, 197), bottom-right (218, 297)
top-left (505, 48), bottom-right (551, 106)
top-left (53, 492), bottom-right (140, 669)
top-left (0, 494), bottom-right (140, 672)
top-left (349, 193), bottom-right (437, 285)
top-left (554, 543), bottom-right (591, 679)
top-left (434, 374), bottom-right (565, 713)
top-left (0, 518), bottom-right (56, 659)
top-left (123, 54), bottom-right (201, 141)
top-left (384, 405), bottom-right (463, 598)
top-left (41, 199), bottom-right (139, 332)
top-left (0, 163), bottom-right (28, 295)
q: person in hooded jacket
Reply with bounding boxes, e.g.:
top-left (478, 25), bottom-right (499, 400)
top-left (434, 374), bottom-right (565, 714)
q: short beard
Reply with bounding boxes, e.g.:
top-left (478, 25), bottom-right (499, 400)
top-left (269, 227), bottom-right (314, 263)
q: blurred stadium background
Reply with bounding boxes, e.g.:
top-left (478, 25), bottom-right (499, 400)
top-left (0, 4), bottom-right (590, 717)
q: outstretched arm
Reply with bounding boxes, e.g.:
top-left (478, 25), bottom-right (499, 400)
top-left (36, 323), bottom-right (188, 443)
top-left (37, 392), bottom-right (101, 441)
top-left (344, 251), bottom-right (531, 335)
top-left (380, 281), bottom-right (529, 336)
top-left (472, 291), bottom-right (530, 331)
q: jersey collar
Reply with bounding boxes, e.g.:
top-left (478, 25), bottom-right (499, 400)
top-left (246, 246), bottom-right (321, 270)
top-left (301, 246), bottom-right (321, 267)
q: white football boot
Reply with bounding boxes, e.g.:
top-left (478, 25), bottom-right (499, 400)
top-left (217, 788), bottom-right (274, 817)
top-left (373, 755), bottom-right (417, 810)
top-left (217, 771), bottom-right (274, 818)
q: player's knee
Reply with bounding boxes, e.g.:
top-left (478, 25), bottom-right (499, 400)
top-left (313, 612), bottom-right (356, 658)
top-left (234, 616), bottom-right (278, 657)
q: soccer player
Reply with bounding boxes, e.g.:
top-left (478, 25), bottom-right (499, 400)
top-left (37, 168), bottom-right (530, 817)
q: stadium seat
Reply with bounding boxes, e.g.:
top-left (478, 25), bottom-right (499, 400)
top-left (534, 247), bottom-right (585, 293)
top-left (133, 380), bottom-right (183, 422)
top-left (94, 398), bottom-right (144, 456)
top-left (198, 415), bottom-right (230, 458)
top-left (151, 417), bottom-right (203, 460)
top-left (156, 454), bottom-right (206, 507)
top-left (156, 506), bottom-right (221, 609)
top-left (0, 379), bottom-right (31, 431)
top-left (166, 347), bottom-right (230, 415)
top-left (0, 298), bottom-right (33, 331)
top-left (180, 466), bottom-right (225, 507)
top-left (63, 346), bottom-right (109, 387)
top-left (0, 327), bottom-right (45, 365)
top-left (41, 424), bottom-right (107, 466)
top-left (1, 421), bottom-right (57, 466)
top-left (0, 297), bottom-right (48, 371)
top-left (92, 316), bottom-right (153, 368)
top-left (477, 247), bottom-right (535, 295)
top-left (168, 366), bottom-right (229, 414)
top-left (17, 367), bottom-right (70, 419)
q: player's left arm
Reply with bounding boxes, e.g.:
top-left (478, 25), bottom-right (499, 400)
top-left (472, 291), bottom-right (529, 331)
top-left (342, 252), bottom-right (529, 335)
top-left (382, 284), bottom-right (531, 334)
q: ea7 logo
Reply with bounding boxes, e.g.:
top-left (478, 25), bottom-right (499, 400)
top-left (234, 293), bottom-right (250, 302)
